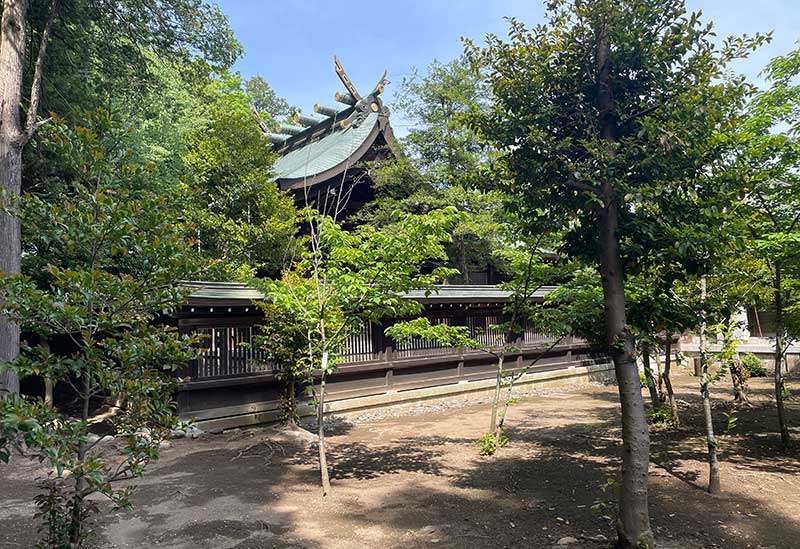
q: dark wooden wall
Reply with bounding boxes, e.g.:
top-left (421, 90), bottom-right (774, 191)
top-left (174, 303), bottom-right (607, 424)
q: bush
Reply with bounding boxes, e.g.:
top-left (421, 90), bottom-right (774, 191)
top-left (647, 406), bottom-right (673, 427)
top-left (741, 354), bottom-right (768, 377)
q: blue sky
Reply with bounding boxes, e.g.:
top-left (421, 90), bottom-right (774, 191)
top-left (217, 0), bottom-right (799, 132)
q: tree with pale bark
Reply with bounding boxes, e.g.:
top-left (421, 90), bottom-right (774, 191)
top-left (254, 202), bottom-right (457, 496)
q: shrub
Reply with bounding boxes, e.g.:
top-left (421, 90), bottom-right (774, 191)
top-left (647, 405), bottom-right (673, 427)
top-left (741, 354), bottom-right (768, 377)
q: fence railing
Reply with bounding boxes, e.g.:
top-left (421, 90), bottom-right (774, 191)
top-left (187, 315), bottom-right (560, 380)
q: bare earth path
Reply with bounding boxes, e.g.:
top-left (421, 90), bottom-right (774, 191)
top-left (1, 372), bottom-right (798, 548)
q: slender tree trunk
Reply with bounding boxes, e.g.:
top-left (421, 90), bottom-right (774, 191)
top-left (317, 351), bottom-right (332, 496)
top-left (489, 354), bottom-right (505, 439)
top-left (652, 349), bottom-right (664, 401)
top-left (595, 23), bottom-right (653, 548)
top-left (662, 337), bottom-right (680, 428)
top-left (0, 0), bottom-right (27, 398)
top-left (69, 371), bottom-right (91, 544)
top-left (284, 375), bottom-right (298, 426)
top-left (773, 264), bottom-right (791, 448)
top-left (642, 347), bottom-right (660, 408)
top-left (699, 275), bottom-right (721, 494)
top-left (459, 235), bottom-right (469, 284)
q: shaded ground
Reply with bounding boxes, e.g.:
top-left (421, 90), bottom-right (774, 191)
top-left (1, 371), bottom-right (799, 548)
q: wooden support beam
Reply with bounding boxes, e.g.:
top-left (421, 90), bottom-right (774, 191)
top-left (334, 91), bottom-right (357, 106)
top-left (275, 123), bottom-right (304, 135)
top-left (265, 132), bottom-right (288, 145)
top-left (314, 103), bottom-right (342, 117)
top-left (293, 112), bottom-right (326, 127)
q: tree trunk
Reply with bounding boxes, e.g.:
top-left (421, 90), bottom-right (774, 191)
top-left (489, 354), bottom-right (505, 440)
top-left (662, 337), bottom-right (680, 428)
top-left (317, 351), bottom-right (332, 496)
top-left (652, 349), bottom-right (665, 401)
top-left (642, 348), bottom-right (660, 408)
top-left (595, 22), bottom-right (653, 548)
top-left (773, 264), bottom-right (791, 448)
top-left (699, 275), bottom-right (721, 494)
top-left (730, 360), bottom-right (749, 406)
top-left (69, 369), bottom-right (91, 544)
top-left (0, 0), bottom-right (27, 398)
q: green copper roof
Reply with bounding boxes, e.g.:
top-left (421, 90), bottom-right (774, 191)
top-left (272, 112), bottom-right (381, 188)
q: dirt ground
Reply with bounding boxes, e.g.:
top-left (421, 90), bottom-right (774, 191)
top-left (1, 371), bottom-right (799, 549)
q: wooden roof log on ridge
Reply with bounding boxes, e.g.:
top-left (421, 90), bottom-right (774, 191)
top-left (269, 56), bottom-right (398, 194)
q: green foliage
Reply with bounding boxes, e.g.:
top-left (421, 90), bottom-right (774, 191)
top-left (259, 208), bottom-right (460, 366)
top-left (477, 431), bottom-right (508, 456)
top-left (590, 476), bottom-right (620, 519)
top-left (181, 73), bottom-right (298, 280)
top-left (29, 0), bottom-right (242, 122)
top-left (357, 57), bottom-right (508, 283)
top-left (646, 406), bottom-right (673, 427)
top-left (465, 0), bottom-right (766, 282)
top-left (740, 353), bottom-right (767, 377)
top-left (386, 317), bottom-right (476, 350)
top-left (245, 75), bottom-right (295, 123)
top-left (736, 46), bottom-right (800, 340)
top-left (722, 410), bottom-right (739, 435)
top-left (0, 113), bottom-right (198, 546)
top-left (34, 477), bottom-right (81, 549)
top-left (393, 57), bottom-right (489, 185)
top-left (253, 302), bottom-right (313, 424)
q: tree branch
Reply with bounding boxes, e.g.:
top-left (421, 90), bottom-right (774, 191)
top-left (22, 0), bottom-right (60, 145)
top-left (618, 102), bottom-right (663, 128)
top-left (565, 174), bottom-right (600, 195)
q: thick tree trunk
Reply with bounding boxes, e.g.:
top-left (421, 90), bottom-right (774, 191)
top-left (595, 22), bottom-right (653, 548)
top-left (0, 0), bottom-right (27, 398)
top-left (642, 348), bottom-right (660, 408)
top-left (599, 200), bottom-right (653, 547)
top-left (317, 351), bottom-right (332, 496)
top-left (699, 275), bottom-right (721, 494)
top-left (773, 264), bottom-right (791, 448)
top-left (662, 337), bottom-right (680, 428)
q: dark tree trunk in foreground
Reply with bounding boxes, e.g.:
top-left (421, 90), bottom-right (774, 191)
top-left (699, 275), bottom-right (721, 494)
top-left (773, 264), bottom-right (791, 448)
top-left (0, 0), bottom-right (57, 397)
top-left (595, 25), bottom-right (653, 548)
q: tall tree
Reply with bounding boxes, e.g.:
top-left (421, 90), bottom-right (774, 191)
top-left (466, 1), bottom-right (764, 544)
top-left (0, 0), bottom-right (241, 396)
top-left (736, 46), bottom-right (800, 448)
top-left (0, 0), bottom-right (58, 397)
top-left (181, 73), bottom-right (297, 280)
